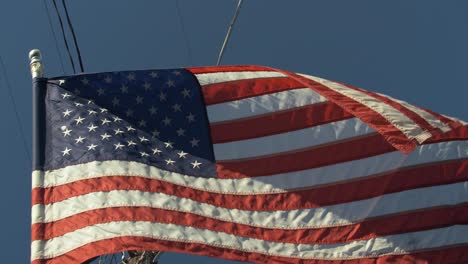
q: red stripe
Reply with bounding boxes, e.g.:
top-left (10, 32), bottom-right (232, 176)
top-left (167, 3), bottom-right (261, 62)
top-left (187, 65), bottom-right (273, 74)
top-left (271, 68), bottom-right (418, 154)
top-left (210, 102), bottom-right (353, 143)
top-left (32, 202), bottom-right (468, 244)
top-left (202, 77), bottom-right (305, 105)
top-left (420, 107), bottom-right (464, 130)
top-left (342, 83), bottom-right (439, 136)
top-left (216, 133), bottom-right (395, 178)
top-left (33, 160), bottom-right (467, 211)
top-left (32, 233), bottom-right (468, 264)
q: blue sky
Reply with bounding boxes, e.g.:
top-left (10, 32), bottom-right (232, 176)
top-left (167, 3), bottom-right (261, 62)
top-left (0, 1), bottom-right (467, 263)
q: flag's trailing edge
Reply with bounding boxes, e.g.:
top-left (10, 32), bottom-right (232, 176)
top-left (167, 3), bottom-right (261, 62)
top-left (31, 65), bottom-right (468, 263)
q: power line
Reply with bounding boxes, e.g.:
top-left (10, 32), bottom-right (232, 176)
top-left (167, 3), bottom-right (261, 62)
top-left (61, 0), bottom-right (85, 72)
top-left (0, 55), bottom-right (31, 163)
top-left (52, 0), bottom-right (76, 73)
top-left (175, 0), bottom-right (193, 65)
top-left (42, 0), bottom-right (66, 74)
top-left (216, 0), bottom-right (244, 65)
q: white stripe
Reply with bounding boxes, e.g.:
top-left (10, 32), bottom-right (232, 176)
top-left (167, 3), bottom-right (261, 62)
top-left (206, 88), bottom-right (327, 123)
top-left (214, 118), bottom-right (374, 161)
top-left (375, 92), bottom-right (452, 133)
top-left (298, 74), bottom-right (433, 143)
top-left (33, 181), bottom-right (468, 229)
top-left (195, 71), bottom-right (285, 86)
top-left (33, 140), bottom-right (468, 194)
top-left (31, 222), bottom-right (468, 260)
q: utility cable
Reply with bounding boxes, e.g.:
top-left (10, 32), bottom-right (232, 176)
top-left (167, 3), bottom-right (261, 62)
top-left (61, 0), bottom-right (85, 72)
top-left (175, 0), bottom-right (193, 65)
top-left (52, 0), bottom-right (76, 73)
top-left (42, 0), bottom-right (66, 74)
top-left (216, 0), bottom-right (244, 65)
top-left (0, 55), bottom-right (32, 163)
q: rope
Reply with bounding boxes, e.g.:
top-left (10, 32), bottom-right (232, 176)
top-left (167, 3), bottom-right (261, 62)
top-left (216, 0), bottom-right (244, 65)
top-left (61, 0), bottom-right (85, 72)
top-left (42, 0), bottom-right (66, 74)
top-left (175, 0), bottom-right (193, 65)
top-left (0, 55), bottom-right (31, 163)
top-left (52, 0), bottom-right (76, 73)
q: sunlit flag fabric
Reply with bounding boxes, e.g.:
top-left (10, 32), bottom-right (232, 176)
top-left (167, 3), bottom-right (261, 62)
top-left (31, 65), bottom-right (468, 263)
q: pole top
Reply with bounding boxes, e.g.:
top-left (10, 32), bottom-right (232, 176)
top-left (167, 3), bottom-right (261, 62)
top-left (29, 49), bottom-right (44, 78)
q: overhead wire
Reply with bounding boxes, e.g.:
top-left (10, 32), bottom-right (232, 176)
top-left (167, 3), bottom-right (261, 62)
top-left (52, 0), bottom-right (76, 73)
top-left (61, 0), bottom-right (85, 72)
top-left (0, 55), bottom-right (31, 163)
top-left (42, 0), bottom-right (66, 74)
top-left (216, 0), bottom-right (244, 65)
top-left (175, 0), bottom-right (193, 65)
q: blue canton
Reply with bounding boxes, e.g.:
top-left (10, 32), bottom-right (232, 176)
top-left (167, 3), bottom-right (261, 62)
top-left (44, 69), bottom-right (216, 178)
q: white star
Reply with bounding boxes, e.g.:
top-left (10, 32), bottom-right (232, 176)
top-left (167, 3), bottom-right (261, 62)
top-left (139, 120), bottom-right (147, 127)
top-left (61, 93), bottom-right (71, 99)
top-left (151, 129), bottom-right (160, 138)
top-left (88, 110), bottom-right (97, 115)
top-left (87, 144), bottom-right (97, 151)
top-left (166, 79), bottom-right (175, 87)
top-left (104, 76), bottom-right (112, 83)
top-left (127, 140), bottom-right (137, 147)
top-left (150, 72), bottom-right (159, 78)
top-left (165, 159), bottom-right (175, 165)
top-left (186, 113), bottom-right (195, 123)
top-left (149, 106), bottom-right (157, 115)
top-left (61, 147), bottom-right (72, 156)
top-left (81, 77), bottom-right (89, 85)
top-left (87, 124), bottom-right (98, 132)
top-left (126, 109), bottom-right (134, 117)
top-left (74, 136), bottom-right (85, 144)
top-left (140, 151), bottom-right (149, 157)
top-left (136, 96), bottom-right (144, 104)
top-left (74, 116), bottom-right (85, 125)
top-left (126, 126), bottom-right (136, 132)
top-left (114, 128), bottom-right (124, 135)
top-left (162, 116), bottom-right (171, 126)
top-left (181, 88), bottom-right (190, 98)
top-left (62, 128), bottom-right (72, 137)
top-left (87, 100), bottom-right (94, 105)
top-left (190, 138), bottom-right (200, 147)
top-left (159, 91), bottom-right (167, 101)
top-left (139, 136), bottom-right (149, 143)
top-left (164, 141), bottom-right (174, 149)
top-left (172, 70), bottom-right (181, 76)
top-left (120, 84), bottom-right (128, 94)
top-left (113, 117), bottom-right (122, 122)
top-left (112, 97), bottom-right (120, 106)
top-left (191, 160), bottom-right (202, 169)
top-left (176, 128), bottom-right (185, 136)
top-left (100, 108), bottom-right (108, 113)
top-left (101, 118), bottom-right (111, 125)
top-left (58, 79), bottom-right (66, 85)
top-left (152, 148), bottom-right (162, 155)
top-left (101, 133), bottom-right (111, 140)
top-left (62, 109), bottom-right (72, 117)
top-left (127, 72), bottom-right (136, 80)
top-left (97, 88), bottom-right (105, 95)
top-left (114, 143), bottom-right (125, 150)
top-left (74, 102), bottom-right (84, 107)
top-left (177, 151), bottom-right (188, 159)
top-left (143, 82), bottom-right (152, 91)
top-left (172, 104), bottom-right (182, 112)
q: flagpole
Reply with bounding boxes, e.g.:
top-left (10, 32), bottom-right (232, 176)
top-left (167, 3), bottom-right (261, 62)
top-left (30, 49), bottom-right (46, 171)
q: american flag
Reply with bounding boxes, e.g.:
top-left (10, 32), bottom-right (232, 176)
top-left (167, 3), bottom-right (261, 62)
top-left (31, 65), bottom-right (468, 263)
